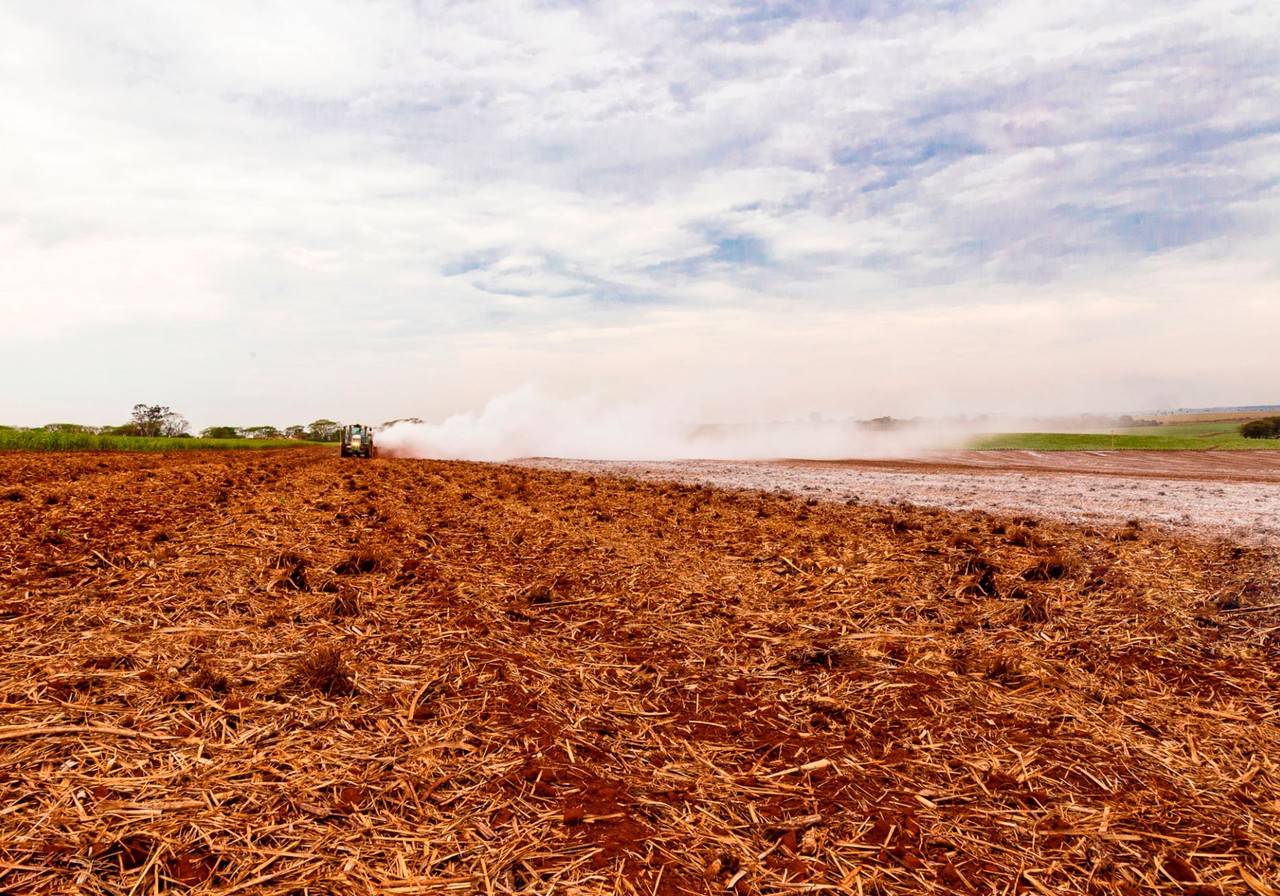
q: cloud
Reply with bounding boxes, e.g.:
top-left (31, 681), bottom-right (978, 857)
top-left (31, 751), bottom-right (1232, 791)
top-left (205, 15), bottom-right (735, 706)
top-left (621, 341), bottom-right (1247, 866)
top-left (0, 0), bottom-right (1276, 428)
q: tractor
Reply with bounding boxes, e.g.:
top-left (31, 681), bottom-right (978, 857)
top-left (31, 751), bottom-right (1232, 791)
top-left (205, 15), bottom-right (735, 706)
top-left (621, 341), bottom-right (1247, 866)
top-left (340, 423), bottom-right (374, 458)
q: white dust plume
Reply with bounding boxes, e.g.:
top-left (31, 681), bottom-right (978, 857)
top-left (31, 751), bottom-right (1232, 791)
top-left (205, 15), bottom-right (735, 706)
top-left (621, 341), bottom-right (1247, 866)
top-left (374, 386), bottom-right (970, 462)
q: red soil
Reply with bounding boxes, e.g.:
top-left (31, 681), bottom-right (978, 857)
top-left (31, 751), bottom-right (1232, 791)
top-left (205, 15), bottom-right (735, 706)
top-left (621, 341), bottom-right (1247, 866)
top-left (0, 450), bottom-right (1277, 894)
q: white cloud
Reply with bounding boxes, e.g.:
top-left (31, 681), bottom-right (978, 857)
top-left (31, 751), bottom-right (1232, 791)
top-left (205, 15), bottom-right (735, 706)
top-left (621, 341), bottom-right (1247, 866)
top-left (0, 228), bottom-right (232, 337)
top-left (0, 0), bottom-right (1276, 429)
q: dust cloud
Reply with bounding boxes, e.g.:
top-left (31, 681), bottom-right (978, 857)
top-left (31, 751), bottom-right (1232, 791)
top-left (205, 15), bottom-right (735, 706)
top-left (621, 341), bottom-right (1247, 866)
top-left (374, 385), bottom-right (971, 461)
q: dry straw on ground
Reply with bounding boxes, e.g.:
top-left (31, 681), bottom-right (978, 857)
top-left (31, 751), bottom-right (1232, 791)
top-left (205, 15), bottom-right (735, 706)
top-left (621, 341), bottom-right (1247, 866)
top-left (0, 450), bottom-right (1277, 895)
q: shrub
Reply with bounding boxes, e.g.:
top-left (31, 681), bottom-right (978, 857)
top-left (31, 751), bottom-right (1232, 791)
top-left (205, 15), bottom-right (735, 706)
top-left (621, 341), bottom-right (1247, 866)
top-left (1240, 417), bottom-right (1280, 440)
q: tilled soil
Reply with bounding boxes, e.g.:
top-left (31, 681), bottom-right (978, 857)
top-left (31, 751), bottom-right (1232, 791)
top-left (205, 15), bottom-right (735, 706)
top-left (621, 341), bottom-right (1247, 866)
top-left (525, 453), bottom-right (1280, 544)
top-left (1, 450), bottom-right (1278, 895)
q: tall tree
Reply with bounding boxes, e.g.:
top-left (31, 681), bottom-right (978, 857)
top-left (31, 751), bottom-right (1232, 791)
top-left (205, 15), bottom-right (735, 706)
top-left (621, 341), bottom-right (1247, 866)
top-left (130, 404), bottom-right (189, 437)
top-left (161, 411), bottom-right (189, 437)
top-left (306, 419), bottom-right (341, 442)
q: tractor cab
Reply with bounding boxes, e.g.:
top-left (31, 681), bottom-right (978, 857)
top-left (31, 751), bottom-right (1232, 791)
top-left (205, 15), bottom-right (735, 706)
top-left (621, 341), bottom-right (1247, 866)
top-left (340, 423), bottom-right (374, 458)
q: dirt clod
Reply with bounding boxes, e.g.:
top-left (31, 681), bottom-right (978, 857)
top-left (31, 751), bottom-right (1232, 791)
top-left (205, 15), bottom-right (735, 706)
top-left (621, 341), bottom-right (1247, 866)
top-left (291, 645), bottom-right (356, 696)
top-left (333, 551), bottom-right (381, 575)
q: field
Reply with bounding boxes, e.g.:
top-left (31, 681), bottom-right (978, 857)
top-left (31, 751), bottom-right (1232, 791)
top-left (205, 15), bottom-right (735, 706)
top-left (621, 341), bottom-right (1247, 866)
top-left (535, 451), bottom-right (1280, 545)
top-left (972, 422), bottom-right (1271, 451)
top-left (0, 429), bottom-right (321, 452)
top-left (2, 451), bottom-right (1278, 895)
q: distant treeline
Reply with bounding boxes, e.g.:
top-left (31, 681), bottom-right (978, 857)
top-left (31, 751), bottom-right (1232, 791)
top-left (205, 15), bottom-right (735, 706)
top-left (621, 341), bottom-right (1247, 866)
top-left (0, 429), bottom-right (307, 452)
top-left (1, 404), bottom-right (348, 451)
top-left (13, 406), bottom-right (346, 442)
top-left (196, 420), bottom-right (343, 441)
top-left (12, 421), bottom-right (341, 440)
top-left (6, 407), bottom-right (429, 451)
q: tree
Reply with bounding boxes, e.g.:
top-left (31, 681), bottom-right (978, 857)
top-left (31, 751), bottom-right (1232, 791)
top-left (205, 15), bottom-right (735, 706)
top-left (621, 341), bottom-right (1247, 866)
top-left (201, 426), bottom-right (240, 439)
top-left (1240, 417), bottom-right (1280, 439)
top-left (43, 423), bottom-right (92, 433)
top-left (130, 404), bottom-right (164, 436)
top-left (284, 425), bottom-right (306, 440)
top-left (306, 419), bottom-right (342, 442)
top-left (242, 425), bottom-right (281, 439)
top-left (161, 412), bottom-right (189, 437)
top-left (130, 404), bottom-right (189, 437)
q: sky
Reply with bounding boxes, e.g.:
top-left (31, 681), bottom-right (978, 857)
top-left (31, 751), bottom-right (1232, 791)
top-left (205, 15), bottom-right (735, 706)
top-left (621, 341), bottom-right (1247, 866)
top-left (1, 0), bottom-right (1277, 431)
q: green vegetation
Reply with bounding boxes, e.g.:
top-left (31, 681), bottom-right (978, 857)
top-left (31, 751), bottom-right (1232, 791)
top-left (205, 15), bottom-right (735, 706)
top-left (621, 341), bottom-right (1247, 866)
top-left (0, 405), bottom-right (350, 453)
top-left (0, 428), bottom-right (318, 452)
top-left (1240, 417), bottom-right (1280, 440)
top-left (972, 421), bottom-right (1275, 451)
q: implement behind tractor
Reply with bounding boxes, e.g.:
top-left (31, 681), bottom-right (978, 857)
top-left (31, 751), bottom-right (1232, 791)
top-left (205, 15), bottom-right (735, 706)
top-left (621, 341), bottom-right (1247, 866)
top-left (340, 424), bottom-right (374, 458)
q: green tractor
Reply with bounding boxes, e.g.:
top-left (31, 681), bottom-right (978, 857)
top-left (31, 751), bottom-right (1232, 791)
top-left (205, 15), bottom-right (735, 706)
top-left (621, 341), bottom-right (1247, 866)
top-left (340, 423), bottom-right (374, 458)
